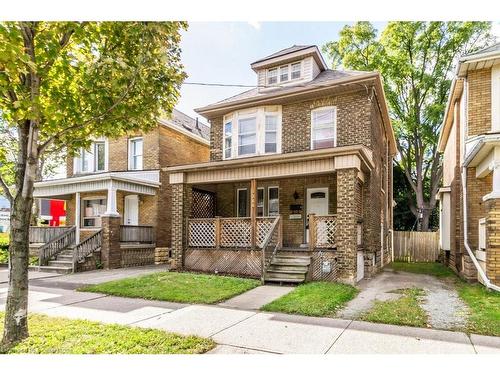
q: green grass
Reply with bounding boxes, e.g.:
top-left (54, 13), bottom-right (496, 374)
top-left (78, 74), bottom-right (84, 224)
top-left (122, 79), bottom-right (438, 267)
top-left (80, 271), bottom-right (261, 304)
top-left (0, 312), bottom-right (214, 354)
top-left (458, 283), bottom-right (500, 336)
top-left (0, 249), bottom-right (38, 266)
top-left (360, 288), bottom-right (428, 327)
top-left (389, 261), bottom-right (456, 278)
top-left (261, 281), bottom-right (358, 317)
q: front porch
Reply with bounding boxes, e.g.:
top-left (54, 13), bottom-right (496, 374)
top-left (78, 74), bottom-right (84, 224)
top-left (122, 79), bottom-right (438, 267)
top-left (167, 146), bottom-right (375, 284)
top-left (31, 171), bottom-right (161, 273)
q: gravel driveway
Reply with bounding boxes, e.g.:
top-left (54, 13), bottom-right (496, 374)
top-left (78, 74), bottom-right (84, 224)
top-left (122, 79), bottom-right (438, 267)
top-left (337, 268), bottom-right (469, 330)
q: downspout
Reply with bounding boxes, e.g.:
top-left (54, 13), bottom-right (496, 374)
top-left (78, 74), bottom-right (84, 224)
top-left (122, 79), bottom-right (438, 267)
top-left (461, 165), bottom-right (500, 292)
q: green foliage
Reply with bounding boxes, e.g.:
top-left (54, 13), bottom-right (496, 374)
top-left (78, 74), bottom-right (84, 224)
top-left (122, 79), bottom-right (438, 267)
top-left (261, 281), bottom-right (358, 317)
top-left (389, 261), bottom-right (456, 278)
top-left (458, 283), bottom-right (500, 337)
top-left (324, 22), bottom-right (493, 230)
top-left (0, 312), bottom-right (214, 354)
top-left (360, 288), bottom-right (428, 327)
top-left (81, 271), bottom-right (261, 304)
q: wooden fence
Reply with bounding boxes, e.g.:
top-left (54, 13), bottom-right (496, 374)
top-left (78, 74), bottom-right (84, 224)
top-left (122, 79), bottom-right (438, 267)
top-left (392, 231), bottom-right (440, 262)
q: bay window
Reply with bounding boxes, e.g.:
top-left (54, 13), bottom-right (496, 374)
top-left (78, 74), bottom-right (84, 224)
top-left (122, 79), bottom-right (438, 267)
top-left (223, 106), bottom-right (281, 159)
top-left (129, 137), bottom-right (143, 170)
top-left (311, 107), bottom-right (336, 150)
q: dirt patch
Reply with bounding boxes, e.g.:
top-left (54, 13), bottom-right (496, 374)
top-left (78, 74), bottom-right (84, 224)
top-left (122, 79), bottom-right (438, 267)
top-left (337, 269), bottom-right (469, 330)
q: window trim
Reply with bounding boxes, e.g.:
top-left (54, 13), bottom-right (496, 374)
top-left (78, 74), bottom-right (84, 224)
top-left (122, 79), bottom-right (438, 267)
top-left (257, 187), bottom-right (265, 217)
top-left (94, 141), bottom-right (106, 172)
top-left (236, 188), bottom-right (249, 217)
top-left (266, 61), bottom-right (302, 86)
top-left (128, 137), bottom-right (144, 171)
top-left (267, 68), bottom-right (278, 85)
top-left (237, 115), bottom-right (258, 157)
top-left (81, 196), bottom-right (107, 228)
top-left (267, 186), bottom-right (279, 216)
top-left (222, 107), bottom-right (282, 160)
top-left (75, 138), bottom-right (108, 174)
top-left (310, 106), bottom-right (337, 150)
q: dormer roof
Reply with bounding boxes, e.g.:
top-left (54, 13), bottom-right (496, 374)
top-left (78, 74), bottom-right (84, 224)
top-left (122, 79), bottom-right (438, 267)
top-left (250, 45), bottom-right (328, 72)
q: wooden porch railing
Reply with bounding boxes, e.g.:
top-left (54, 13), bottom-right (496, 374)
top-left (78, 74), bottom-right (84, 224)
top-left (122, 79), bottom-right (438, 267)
top-left (261, 216), bottom-right (282, 283)
top-left (120, 225), bottom-right (155, 243)
top-left (187, 217), bottom-right (279, 249)
top-left (308, 214), bottom-right (338, 250)
top-left (29, 226), bottom-right (72, 243)
top-left (73, 229), bottom-right (102, 270)
top-left (38, 226), bottom-right (76, 266)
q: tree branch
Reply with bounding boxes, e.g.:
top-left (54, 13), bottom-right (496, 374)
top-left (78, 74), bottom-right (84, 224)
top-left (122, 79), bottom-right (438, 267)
top-left (0, 174), bottom-right (13, 204)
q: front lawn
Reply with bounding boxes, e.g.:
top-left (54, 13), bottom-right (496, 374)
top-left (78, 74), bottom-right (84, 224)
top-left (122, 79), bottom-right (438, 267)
top-left (80, 271), bottom-right (261, 304)
top-left (458, 283), bottom-right (500, 336)
top-left (261, 281), bottom-right (358, 317)
top-left (0, 312), bottom-right (214, 354)
top-left (389, 261), bottom-right (455, 278)
top-left (360, 288), bottom-right (428, 327)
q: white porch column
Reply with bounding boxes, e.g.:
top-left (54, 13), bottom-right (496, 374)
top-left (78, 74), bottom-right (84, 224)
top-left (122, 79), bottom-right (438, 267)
top-left (75, 192), bottom-right (80, 244)
top-left (104, 182), bottom-right (120, 216)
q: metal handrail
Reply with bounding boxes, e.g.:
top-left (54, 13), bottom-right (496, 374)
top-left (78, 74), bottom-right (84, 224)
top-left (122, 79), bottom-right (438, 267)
top-left (38, 226), bottom-right (76, 266)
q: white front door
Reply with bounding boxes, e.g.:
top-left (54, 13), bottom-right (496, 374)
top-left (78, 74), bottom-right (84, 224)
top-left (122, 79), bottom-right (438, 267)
top-left (306, 187), bottom-right (329, 243)
top-left (124, 195), bottom-right (139, 225)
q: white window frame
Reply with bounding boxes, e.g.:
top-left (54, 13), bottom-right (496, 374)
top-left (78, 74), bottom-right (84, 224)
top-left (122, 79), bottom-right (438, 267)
top-left (267, 186), bottom-right (279, 217)
top-left (279, 65), bottom-right (289, 82)
top-left (222, 107), bottom-right (282, 160)
top-left (266, 61), bottom-right (302, 86)
top-left (81, 196), bottom-right (107, 228)
top-left (237, 115), bottom-right (258, 157)
top-left (310, 106), bottom-right (337, 150)
top-left (94, 141), bottom-right (106, 172)
top-left (75, 138), bottom-right (108, 174)
top-left (128, 137), bottom-right (144, 170)
top-left (257, 187), bottom-right (265, 217)
top-left (236, 188), bottom-right (249, 217)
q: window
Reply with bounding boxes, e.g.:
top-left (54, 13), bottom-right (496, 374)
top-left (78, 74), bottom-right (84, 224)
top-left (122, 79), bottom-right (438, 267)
top-left (267, 68), bottom-right (277, 85)
top-left (257, 188), bottom-right (265, 217)
top-left (224, 121), bottom-right (232, 159)
top-left (291, 62), bottom-right (301, 79)
top-left (237, 189), bottom-right (248, 217)
top-left (95, 141), bottom-right (105, 171)
top-left (279, 65), bottom-right (289, 82)
top-left (129, 138), bottom-right (143, 170)
top-left (223, 107), bottom-right (281, 159)
top-left (238, 117), bottom-right (257, 156)
top-left (311, 107), bottom-right (336, 150)
top-left (268, 187), bottom-right (279, 216)
top-left (81, 148), bottom-right (92, 172)
top-left (82, 198), bottom-right (107, 228)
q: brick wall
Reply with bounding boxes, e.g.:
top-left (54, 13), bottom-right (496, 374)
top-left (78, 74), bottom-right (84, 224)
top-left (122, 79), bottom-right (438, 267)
top-left (468, 68), bottom-right (492, 137)
top-left (486, 200), bottom-right (500, 285)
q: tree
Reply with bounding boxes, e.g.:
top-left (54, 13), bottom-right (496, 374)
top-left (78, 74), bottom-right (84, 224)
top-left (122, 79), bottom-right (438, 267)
top-left (324, 22), bottom-right (493, 231)
top-left (0, 21), bottom-right (186, 349)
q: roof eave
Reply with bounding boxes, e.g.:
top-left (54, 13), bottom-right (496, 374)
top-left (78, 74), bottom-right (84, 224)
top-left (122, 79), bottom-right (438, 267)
top-left (437, 78), bottom-right (464, 152)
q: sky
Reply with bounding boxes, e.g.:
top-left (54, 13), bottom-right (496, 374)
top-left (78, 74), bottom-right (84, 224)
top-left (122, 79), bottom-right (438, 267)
top-left (176, 22), bottom-right (386, 121)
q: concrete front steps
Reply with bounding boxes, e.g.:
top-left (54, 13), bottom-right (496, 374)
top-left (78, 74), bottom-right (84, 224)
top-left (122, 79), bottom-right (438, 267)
top-left (38, 247), bottom-right (74, 274)
top-left (264, 254), bottom-right (311, 284)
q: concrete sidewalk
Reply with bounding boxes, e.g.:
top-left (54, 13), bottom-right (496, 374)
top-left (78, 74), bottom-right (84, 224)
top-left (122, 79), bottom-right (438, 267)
top-left (1, 284), bottom-right (499, 354)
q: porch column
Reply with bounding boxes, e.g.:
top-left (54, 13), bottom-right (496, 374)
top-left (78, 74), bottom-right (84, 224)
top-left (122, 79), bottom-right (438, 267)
top-left (104, 182), bottom-right (119, 216)
top-left (75, 192), bottom-right (81, 244)
top-left (336, 167), bottom-right (362, 284)
top-left (170, 172), bottom-right (191, 269)
top-left (250, 179), bottom-right (257, 249)
top-left (101, 214), bottom-right (122, 269)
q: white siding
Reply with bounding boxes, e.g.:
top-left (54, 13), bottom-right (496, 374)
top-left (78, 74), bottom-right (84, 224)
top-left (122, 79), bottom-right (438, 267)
top-left (311, 57), bottom-right (321, 80)
top-left (257, 69), bottom-right (266, 88)
top-left (439, 192), bottom-right (451, 251)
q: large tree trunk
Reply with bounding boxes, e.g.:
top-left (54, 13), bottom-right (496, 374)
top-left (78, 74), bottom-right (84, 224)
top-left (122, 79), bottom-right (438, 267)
top-left (1, 194), bottom-right (33, 348)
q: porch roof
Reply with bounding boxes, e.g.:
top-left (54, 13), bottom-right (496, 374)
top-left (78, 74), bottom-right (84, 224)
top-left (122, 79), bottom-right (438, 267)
top-left (165, 145), bottom-right (373, 185)
top-left (34, 170), bottom-right (161, 198)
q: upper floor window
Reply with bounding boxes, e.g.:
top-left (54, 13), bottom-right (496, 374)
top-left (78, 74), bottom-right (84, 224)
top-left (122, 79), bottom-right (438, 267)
top-left (77, 140), bottom-right (107, 174)
top-left (267, 61), bottom-right (302, 86)
top-left (267, 68), bottom-right (278, 85)
top-left (223, 107), bottom-right (281, 159)
top-left (311, 107), bottom-right (336, 150)
top-left (128, 137), bottom-right (143, 170)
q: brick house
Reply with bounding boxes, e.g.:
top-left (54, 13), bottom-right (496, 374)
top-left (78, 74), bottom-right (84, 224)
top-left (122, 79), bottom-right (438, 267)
top-left (438, 43), bottom-right (500, 288)
top-left (167, 46), bottom-right (397, 284)
top-left (32, 109), bottom-right (210, 273)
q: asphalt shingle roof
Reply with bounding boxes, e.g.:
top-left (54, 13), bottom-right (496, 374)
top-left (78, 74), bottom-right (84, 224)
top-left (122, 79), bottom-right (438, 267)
top-left (251, 45), bottom-right (314, 65)
top-left (163, 109), bottom-right (210, 140)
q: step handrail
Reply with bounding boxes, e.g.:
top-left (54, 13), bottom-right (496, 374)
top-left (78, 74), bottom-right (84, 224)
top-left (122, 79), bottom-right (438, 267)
top-left (38, 226), bottom-right (76, 266)
top-left (73, 229), bottom-right (103, 271)
top-left (260, 216), bottom-right (282, 283)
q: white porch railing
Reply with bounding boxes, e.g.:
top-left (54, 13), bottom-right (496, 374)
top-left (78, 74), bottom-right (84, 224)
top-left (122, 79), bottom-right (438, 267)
top-left (187, 217), bottom-right (279, 249)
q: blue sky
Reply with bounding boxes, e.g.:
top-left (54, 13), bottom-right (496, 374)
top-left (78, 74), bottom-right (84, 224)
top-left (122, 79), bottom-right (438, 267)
top-left (176, 22), bottom-right (386, 121)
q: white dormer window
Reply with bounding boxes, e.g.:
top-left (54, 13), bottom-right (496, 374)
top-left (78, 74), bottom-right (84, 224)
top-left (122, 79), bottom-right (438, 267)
top-left (128, 137), bottom-right (143, 170)
top-left (76, 139), bottom-right (107, 174)
top-left (223, 106), bottom-right (282, 159)
top-left (291, 62), bottom-right (301, 79)
top-left (267, 68), bottom-right (278, 85)
top-left (311, 107), bottom-right (337, 150)
top-left (280, 65), bottom-right (289, 82)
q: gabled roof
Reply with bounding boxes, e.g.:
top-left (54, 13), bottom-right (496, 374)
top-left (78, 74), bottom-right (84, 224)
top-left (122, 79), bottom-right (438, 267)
top-left (457, 42), bottom-right (500, 77)
top-left (461, 42), bottom-right (500, 59)
top-left (250, 45), bottom-right (328, 72)
top-left (160, 108), bottom-right (210, 142)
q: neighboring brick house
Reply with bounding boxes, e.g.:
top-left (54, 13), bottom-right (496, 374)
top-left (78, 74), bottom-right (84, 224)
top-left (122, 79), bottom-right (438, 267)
top-left (438, 43), bottom-right (500, 288)
top-left (32, 109), bottom-right (210, 272)
top-left (166, 46), bottom-right (397, 284)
